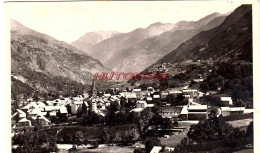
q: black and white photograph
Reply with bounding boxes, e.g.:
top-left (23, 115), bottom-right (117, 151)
top-left (3, 1), bottom-right (259, 153)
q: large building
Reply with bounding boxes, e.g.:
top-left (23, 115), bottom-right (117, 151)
top-left (220, 97), bottom-right (233, 106)
top-left (159, 106), bottom-right (183, 118)
top-left (180, 105), bottom-right (208, 120)
top-left (221, 107), bottom-right (245, 116)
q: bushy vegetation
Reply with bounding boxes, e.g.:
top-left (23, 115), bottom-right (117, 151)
top-left (200, 61), bottom-right (253, 108)
top-left (12, 128), bottom-right (58, 153)
top-left (174, 117), bottom-right (254, 153)
top-left (11, 68), bottom-right (89, 101)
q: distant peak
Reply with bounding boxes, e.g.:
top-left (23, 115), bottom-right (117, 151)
top-left (147, 22), bottom-right (172, 29)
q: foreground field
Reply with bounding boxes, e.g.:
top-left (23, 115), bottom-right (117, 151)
top-left (226, 118), bottom-right (253, 128)
top-left (58, 145), bottom-right (135, 153)
top-left (159, 133), bottom-right (187, 147)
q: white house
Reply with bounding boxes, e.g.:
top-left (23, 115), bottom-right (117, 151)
top-left (150, 146), bottom-right (162, 153)
top-left (220, 97), bottom-right (233, 105)
top-left (136, 100), bottom-right (147, 109)
top-left (132, 88), bottom-right (141, 93)
top-left (221, 107), bottom-right (245, 116)
top-left (71, 101), bottom-right (83, 114)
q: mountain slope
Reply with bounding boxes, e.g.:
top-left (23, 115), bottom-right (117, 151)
top-left (11, 20), bottom-right (110, 98)
top-left (106, 13), bottom-right (226, 72)
top-left (86, 22), bottom-right (175, 63)
top-left (71, 31), bottom-right (121, 53)
top-left (153, 5), bottom-right (252, 65)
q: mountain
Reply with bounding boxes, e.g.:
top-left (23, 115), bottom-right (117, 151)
top-left (105, 13), bottom-right (226, 72)
top-left (153, 5), bottom-right (252, 65)
top-left (86, 22), bottom-right (175, 63)
top-left (71, 31), bottom-right (121, 53)
top-left (11, 20), bottom-right (110, 98)
top-left (139, 5), bottom-right (252, 107)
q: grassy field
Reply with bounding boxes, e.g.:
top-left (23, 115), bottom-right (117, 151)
top-left (235, 148), bottom-right (253, 153)
top-left (226, 118), bottom-right (253, 128)
top-left (58, 145), bottom-right (135, 153)
top-left (159, 133), bottom-right (187, 147)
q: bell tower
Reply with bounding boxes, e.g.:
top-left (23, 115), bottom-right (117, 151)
top-left (91, 79), bottom-right (97, 98)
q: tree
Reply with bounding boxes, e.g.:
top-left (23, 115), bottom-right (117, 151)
top-left (173, 119), bottom-right (178, 127)
top-left (161, 118), bottom-right (173, 130)
top-left (12, 130), bottom-right (58, 153)
top-left (137, 110), bottom-right (154, 134)
top-left (134, 148), bottom-right (145, 153)
top-left (187, 116), bottom-right (244, 143)
top-left (90, 140), bottom-right (99, 148)
top-left (181, 137), bottom-right (188, 146)
top-left (145, 137), bottom-right (161, 153)
top-left (246, 121), bottom-right (253, 138)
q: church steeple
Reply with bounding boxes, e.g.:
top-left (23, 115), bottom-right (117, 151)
top-left (91, 79), bottom-right (97, 98)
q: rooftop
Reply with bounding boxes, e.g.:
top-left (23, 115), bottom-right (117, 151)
top-left (221, 107), bottom-right (245, 111)
top-left (188, 105), bottom-right (207, 110)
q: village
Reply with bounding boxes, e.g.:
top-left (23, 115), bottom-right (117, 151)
top-left (11, 71), bottom-right (253, 153)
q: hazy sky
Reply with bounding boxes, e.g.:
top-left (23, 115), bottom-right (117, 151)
top-left (5, 1), bottom-right (242, 43)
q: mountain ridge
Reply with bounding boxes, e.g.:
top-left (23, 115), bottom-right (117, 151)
top-left (104, 12), bottom-right (226, 72)
top-left (11, 19), bottom-right (110, 98)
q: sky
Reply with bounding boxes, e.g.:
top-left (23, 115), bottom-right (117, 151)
top-left (5, 1), bottom-right (242, 43)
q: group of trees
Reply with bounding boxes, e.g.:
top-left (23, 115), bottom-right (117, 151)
top-left (11, 67), bottom-right (90, 103)
top-left (187, 116), bottom-right (246, 143)
top-left (199, 61), bottom-right (253, 107)
top-left (134, 137), bottom-right (163, 153)
top-left (174, 116), bottom-right (253, 152)
top-left (12, 129), bottom-right (58, 153)
top-left (166, 94), bottom-right (188, 106)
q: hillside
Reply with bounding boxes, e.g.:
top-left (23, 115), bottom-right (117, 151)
top-left (86, 22), bottom-right (175, 63)
top-left (107, 14), bottom-right (226, 72)
top-left (154, 5), bottom-right (252, 65)
top-left (71, 31), bottom-right (121, 53)
top-left (11, 20), bottom-right (110, 99)
top-left (143, 5), bottom-right (253, 107)
top-left (82, 12), bottom-right (225, 73)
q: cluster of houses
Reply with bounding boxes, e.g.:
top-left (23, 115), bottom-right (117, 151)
top-left (148, 63), bottom-right (172, 73)
top-left (12, 79), bottom-right (253, 128)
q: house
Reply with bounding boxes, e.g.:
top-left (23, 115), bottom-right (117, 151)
top-left (27, 107), bottom-right (41, 119)
top-left (44, 105), bottom-right (54, 112)
top-left (220, 97), bottom-right (233, 106)
top-left (37, 115), bottom-right (51, 125)
top-left (220, 107), bottom-right (245, 116)
top-left (82, 101), bottom-right (89, 113)
top-left (150, 146), bottom-right (162, 153)
top-left (182, 89), bottom-right (198, 98)
top-left (205, 91), bottom-right (217, 96)
top-left (15, 109), bottom-right (26, 119)
top-left (104, 94), bottom-right (111, 97)
top-left (49, 111), bottom-right (57, 117)
top-left (130, 108), bottom-right (143, 113)
top-left (180, 105), bottom-right (208, 120)
top-left (153, 94), bottom-right (160, 99)
top-left (193, 78), bottom-right (204, 83)
top-left (147, 87), bottom-right (155, 93)
top-left (159, 106), bottom-right (183, 118)
top-left (146, 97), bottom-right (153, 102)
top-left (165, 147), bottom-right (175, 152)
top-left (160, 92), bottom-right (168, 100)
top-left (136, 101), bottom-right (147, 109)
top-left (168, 90), bottom-right (182, 97)
top-left (132, 88), bottom-right (141, 93)
top-left (17, 118), bottom-right (31, 127)
top-left (183, 95), bottom-right (190, 100)
top-left (146, 104), bottom-right (155, 110)
top-left (125, 92), bottom-right (137, 101)
top-left (92, 101), bottom-right (98, 113)
top-left (187, 105), bottom-right (208, 120)
top-left (71, 101), bottom-right (83, 114)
